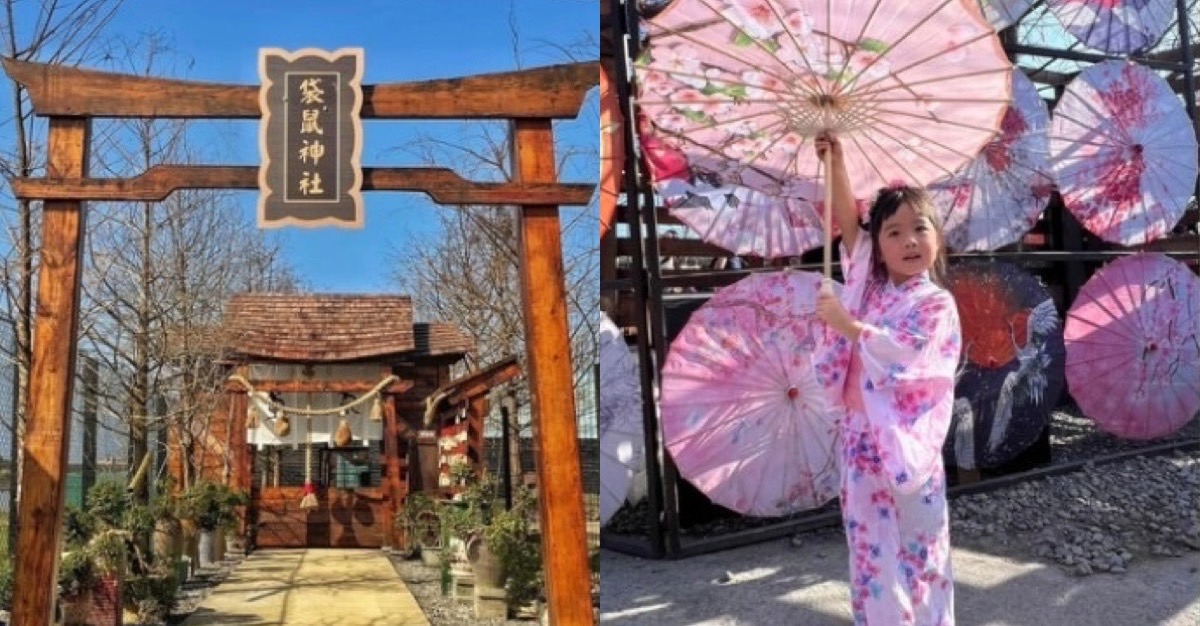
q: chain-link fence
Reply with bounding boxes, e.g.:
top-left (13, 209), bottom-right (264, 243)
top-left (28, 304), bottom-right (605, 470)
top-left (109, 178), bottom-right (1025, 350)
top-left (482, 374), bottom-right (600, 550)
top-left (0, 331), bottom-right (130, 561)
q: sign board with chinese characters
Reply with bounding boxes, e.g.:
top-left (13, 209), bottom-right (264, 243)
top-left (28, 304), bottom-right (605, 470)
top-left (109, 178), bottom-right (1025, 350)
top-left (258, 48), bottom-right (363, 228)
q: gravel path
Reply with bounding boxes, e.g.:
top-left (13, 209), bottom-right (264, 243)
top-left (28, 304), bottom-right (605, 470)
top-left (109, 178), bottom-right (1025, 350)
top-left (948, 447), bottom-right (1199, 577)
top-left (387, 553), bottom-right (537, 626)
top-left (164, 554), bottom-right (246, 625)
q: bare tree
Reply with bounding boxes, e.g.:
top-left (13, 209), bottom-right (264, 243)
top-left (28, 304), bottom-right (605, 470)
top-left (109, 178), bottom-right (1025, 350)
top-left (78, 34), bottom-right (301, 503)
top-left (0, 0), bottom-right (125, 553)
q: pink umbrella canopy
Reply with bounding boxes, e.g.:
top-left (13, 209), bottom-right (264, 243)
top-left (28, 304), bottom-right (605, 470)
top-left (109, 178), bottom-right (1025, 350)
top-left (930, 69), bottom-right (1054, 252)
top-left (660, 270), bottom-right (839, 517)
top-left (600, 313), bottom-right (644, 525)
top-left (1050, 60), bottom-right (1198, 246)
top-left (1047, 0), bottom-right (1175, 54)
top-left (635, 0), bottom-right (1012, 259)
top-left (1064, 253), bottom-right (1200, 440)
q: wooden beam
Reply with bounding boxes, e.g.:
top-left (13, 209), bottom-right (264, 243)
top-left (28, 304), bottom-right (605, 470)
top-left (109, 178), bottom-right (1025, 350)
top-left (512, 119), bottom-right (593, 625)
top-left (11, 117), bottom-right (89, 626)
top-left (222, 378), bottom-right (415, 394)
top-left (2, 57), bottom-right (598, 120)
top-left (11, 165), bottom-right (595, 205)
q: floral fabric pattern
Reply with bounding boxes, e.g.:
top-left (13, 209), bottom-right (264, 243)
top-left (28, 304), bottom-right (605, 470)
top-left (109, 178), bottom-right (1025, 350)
top-left (816, 231), bottom-right (962, 625)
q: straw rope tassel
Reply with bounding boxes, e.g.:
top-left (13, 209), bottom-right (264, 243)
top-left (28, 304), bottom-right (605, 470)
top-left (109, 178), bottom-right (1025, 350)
top-left (300, 398), bottom-right (318, 510)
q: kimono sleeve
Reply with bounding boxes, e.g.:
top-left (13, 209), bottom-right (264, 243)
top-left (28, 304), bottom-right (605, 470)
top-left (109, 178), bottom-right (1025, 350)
top-left (857, 290), bottom-right (962, 494)
top-left (838, 227), bottom-right (873, 296)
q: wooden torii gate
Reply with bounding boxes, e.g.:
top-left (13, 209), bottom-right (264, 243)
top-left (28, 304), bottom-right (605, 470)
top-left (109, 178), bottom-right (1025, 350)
top-left (2, 57), bottom-right (597, 625)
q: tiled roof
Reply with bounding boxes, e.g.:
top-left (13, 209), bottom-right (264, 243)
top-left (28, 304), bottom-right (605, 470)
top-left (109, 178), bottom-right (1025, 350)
top-left (226, 293), bottom-right (416, 362)
top-left (413, 323), bottom-right (475, 357)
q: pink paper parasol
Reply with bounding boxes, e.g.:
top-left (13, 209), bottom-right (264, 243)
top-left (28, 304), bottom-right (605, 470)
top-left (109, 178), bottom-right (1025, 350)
top-left (1064, 253), bottom-right (1200, 440)
top-left (1050, 60), bottom-right (1198, 246)
top-left (600, 66), bottom-right (625, 237)
top-left (660, 270), bottom-right (839, 517)
top-left (635, 0), bottom-right (1011, 260)
top-left (1047, 0), bottom-right (1175, 54)
top-left (600, 313), bottom-right (644, 525)
top-left (931, 69), bottom-right (1054, 252)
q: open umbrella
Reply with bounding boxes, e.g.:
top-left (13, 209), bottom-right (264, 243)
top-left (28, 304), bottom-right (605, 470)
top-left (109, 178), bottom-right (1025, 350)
top-left (1050, 60), bottom-right (1198, 246)
top-left (600, 65), bottom-right (625, 237)
top-left (1064, 253), bottom-right (1200, 440)
top-left (635, 0), bottom-right (1011, 262)
top-left (979, 0), bottom-right (1036, 30)
top-left (660, 270), bottom-right (838, 517)
top-left (1047, 0), bottom-right (1175, 54)
top-left (600, 313), bottom-right (645, 525)
top-left (944, 262), bottom-right (1065, 469)
top-left (930, 69), bottom-right (1054, 252)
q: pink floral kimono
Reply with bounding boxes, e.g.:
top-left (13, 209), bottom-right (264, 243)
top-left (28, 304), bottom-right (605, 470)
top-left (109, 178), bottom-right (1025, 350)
top-left (814, 231), bottom-right (962, 626)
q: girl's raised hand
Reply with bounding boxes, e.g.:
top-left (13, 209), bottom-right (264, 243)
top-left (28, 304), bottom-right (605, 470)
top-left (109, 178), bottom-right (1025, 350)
top-left (816, 283), bottom-right (861, 340)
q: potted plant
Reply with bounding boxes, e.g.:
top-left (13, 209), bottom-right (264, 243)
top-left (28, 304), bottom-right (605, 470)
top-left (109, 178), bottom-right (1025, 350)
top-left (150, 482), bottom-right (183, 566)
top-left (395, 492), bottom-right (443, 564)
top-left (179, 480), bottom-right (248, 567)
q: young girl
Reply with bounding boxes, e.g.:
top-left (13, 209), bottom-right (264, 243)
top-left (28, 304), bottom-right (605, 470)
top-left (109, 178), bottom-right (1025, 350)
top-left (813, 133), bottom-right (962, 626)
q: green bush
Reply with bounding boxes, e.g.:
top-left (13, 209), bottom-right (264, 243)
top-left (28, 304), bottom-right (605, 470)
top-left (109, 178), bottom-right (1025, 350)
top-left (179, 481), bottom-right (248, 531)
top-left (64, 504), bottom-right (96, 549)
top-left (124, 567), bottom-right (178, 623)
top-left (58, 550), bottom-right (97, 597)
top-left (85, 480), bottom-right (128, 529)
top-left (484, 487), bottom-right (542, 611)
top-left (0, 557), bottom-right (13, 611)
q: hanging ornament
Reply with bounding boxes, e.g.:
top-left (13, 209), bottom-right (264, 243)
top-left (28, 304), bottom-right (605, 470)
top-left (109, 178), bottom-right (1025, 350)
top-left (369, 395), bottom-right (383, 422)
top-left (300, 481), bottom-right (318, 510)
top-left (334, 418), bottom-right (353, 447)
top-left (275, 414), bottom-right (291, 438)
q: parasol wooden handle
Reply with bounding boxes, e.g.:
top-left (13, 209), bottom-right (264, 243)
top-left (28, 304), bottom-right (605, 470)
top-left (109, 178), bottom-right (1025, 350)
top-left (823, 148), bottom-right (833, 286)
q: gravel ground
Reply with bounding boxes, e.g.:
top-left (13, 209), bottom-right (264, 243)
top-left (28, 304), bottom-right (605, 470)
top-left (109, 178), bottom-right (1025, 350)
top-left (948, 447), bottom-right (1199, 576)
top-left (387, 552), bottom-right (537, 626)
top-left (163, 554), bottom-right (246, 625)
top-left (605, 410), bottom-right (1200, 541)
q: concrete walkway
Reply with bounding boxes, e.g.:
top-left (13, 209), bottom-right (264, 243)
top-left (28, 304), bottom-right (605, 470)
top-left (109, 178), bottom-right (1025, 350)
top-left (600, 531), bottom-right (1200, 625)
top-left (183, 549), bottom-right (430, 625)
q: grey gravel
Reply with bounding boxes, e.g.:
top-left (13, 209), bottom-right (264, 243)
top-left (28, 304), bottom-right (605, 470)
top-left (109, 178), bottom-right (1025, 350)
top-left (165, 553), bottom-right (246, 625)
top-left (949, 448), bottom-right (1199, 577)
top-left (387, 552), bottom-right (539, 626)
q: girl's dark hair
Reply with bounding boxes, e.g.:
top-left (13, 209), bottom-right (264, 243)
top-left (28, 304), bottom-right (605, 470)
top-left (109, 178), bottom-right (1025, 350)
top-left (866, 186), bottom-right (947, 286)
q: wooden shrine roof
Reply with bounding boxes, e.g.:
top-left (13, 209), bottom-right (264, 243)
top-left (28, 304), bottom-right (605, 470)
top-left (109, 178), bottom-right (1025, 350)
top-left (226, 293), bottom-right (471, 362)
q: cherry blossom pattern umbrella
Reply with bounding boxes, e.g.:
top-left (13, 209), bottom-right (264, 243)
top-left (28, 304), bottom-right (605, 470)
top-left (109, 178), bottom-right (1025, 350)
top-left (978, 0), bottom-right (1036, 30)
top-left (1064, 253), bottom-right (1200, 440)
top-left (601, 65), bottom-right (625, 237)
top-left (660, 270), bottom-right (838, 517)
top-left (1047, 0), bottom-right (1175, 54)
top-left (930, 69), bottom-right (1054, 252)
top-left (1050, 60), bottom-right (1199, 246)
top-left (943, 262), bottom-right (1065, 470)
top-left (635, 0), bottom-right (1011, 259)
top-left (600, 313), bottom-right (645, 525)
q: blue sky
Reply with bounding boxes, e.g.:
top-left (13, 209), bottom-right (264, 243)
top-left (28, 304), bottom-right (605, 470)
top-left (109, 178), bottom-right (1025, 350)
top-left (99, 0), bottom-right (598, 292)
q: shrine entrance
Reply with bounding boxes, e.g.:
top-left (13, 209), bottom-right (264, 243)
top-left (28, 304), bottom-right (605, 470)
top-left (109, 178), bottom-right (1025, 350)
top-left (2, 54), bottom-right (597, 625)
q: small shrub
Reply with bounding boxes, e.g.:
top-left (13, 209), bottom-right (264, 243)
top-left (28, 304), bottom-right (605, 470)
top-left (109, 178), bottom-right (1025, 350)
top-left (85, 480), bottom-right (128, 529)
top-left (58, 550), bottom-right (97, 597)
top-left (64, 504), bottom-right (96, 549)
top-left (0, 557), bottom-right (13, 611)
top-left (124, 567), bottom-right (178, 624)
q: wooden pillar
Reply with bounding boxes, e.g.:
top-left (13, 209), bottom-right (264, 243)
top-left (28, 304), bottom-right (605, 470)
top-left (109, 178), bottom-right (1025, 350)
top-left (511, 118), bottom-right (592, 625)
top-left (382, 393), bottom-right (403, 548)
top-left (12, 116), bottom-right (90, 626)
